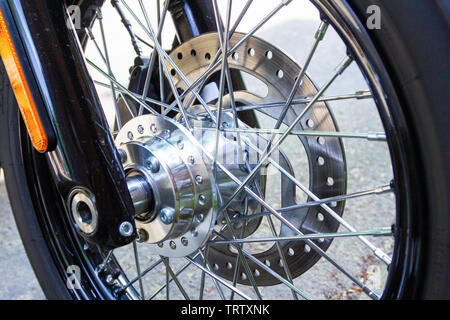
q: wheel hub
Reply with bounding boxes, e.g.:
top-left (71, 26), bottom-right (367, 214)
top-left (115, 32), bottom-right (346, 283)
top-left (115, 114), bottom-right (262, 257)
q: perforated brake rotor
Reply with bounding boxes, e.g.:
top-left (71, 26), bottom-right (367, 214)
top-left (166, 32), bottom-right (347, 285)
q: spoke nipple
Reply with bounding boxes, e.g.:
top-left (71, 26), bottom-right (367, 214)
top-left (389, 179), bottom-right (395, 190)
top-left (106, 274), bottom-right (115, 285)
top-left (160, 207), bottom-right (175, 224)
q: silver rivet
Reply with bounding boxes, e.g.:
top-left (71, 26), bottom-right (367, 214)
top-left (150, 123), bottom-right (157, 133)
top-left (163, 129), bottom-right (171, 139)
top-left (188, 156), bottom-right (195, 165)
top-left (177, 139), bottom-right (184, 150)
top-left (195, 175), bottom-right (203, 184)
top-left (137, 125), bottom-right (144, 134)
top-left (160, 207), bottom-right (175, 224)
top-left (181, 237), bottom-right (188, 246)
top-left (169, 241), bottom-right (176, 249)
top-left (119, 221), bottom-right (134, 237)
top-left (199, 195), bottom-right (206, 206)
top-left (157, 242), bottom-right (164, 248)
top-left (127, 131), bottom-right (134, 140)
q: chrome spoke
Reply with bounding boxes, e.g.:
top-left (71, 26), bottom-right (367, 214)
top-left (121, 0), bottom-right (217, 124)
top-left (139, 0), bottom-right (169, 115)
top-left (97, 9), bottom-right (123, 129)
top-left (213, 231), bottom-right (311, 300)
top-left (209, 228), bottom-right (393, 245)
top-left (159, 0), bottom-right (289, 117)
top-left (85, 28), bottom-right (136, 122)
top-left (215, 56), bottom-right (353, 225)
top-left (161, 256), bottom-right (190, 300)
top-left (136, 0), bottom-right (192, 129)
top-left (132, 240), bottom-right (145, 299)
top-left (211, 0), bottom-right (233, 178)
top-left (82, 0), bottom-right (398, 301)
top-left (120, 258), bottom-right (163, 291)
top-left (86, 58), bottom-right (164, 113)
top-left (206, 127), bottom-right (387, 141)
top-left (243, 137), bottom-right (393, 265)
top-left (198, 249), bottom-right (226, 300)
top-left (92, 80), bottom-right (203, 120)
top-left (233, 91), bottom-right (372, 112)
top-left (272, 21), bottom-right (329, 135)
top-left (193, 142), bottom-right (380, 299)
top-left (185, 256), bottom-right (251, 300)
top-left (165, 257), bottom-right (170, 300)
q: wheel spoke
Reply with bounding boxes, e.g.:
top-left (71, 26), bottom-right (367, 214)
top-left (121, 0), bottom-right (218, 124)
top-left (185, 256), bottom-right (252, 300)
top-left (243, 137), bottom-right (393, 265)
top-left (214, 56), bottom-right (354, 225)
top-left (209, 228), bottom-right (393, 245)
top-left (97, 9), bottom-right (124, 129)
top-left (136, 0), bottom-right (192, 129)
top-left (161, 256), bottom-right (190, 300)
top-left (213, 231), bottom-right (312, 300)
top-left (139, 0), bottom-right (169, 114)
top-left (233, 91), bottom-right (372, 112)
top-left (206, 127), bottom-right (387, 141)
top-left (132, 240), bottom-right (145, 299)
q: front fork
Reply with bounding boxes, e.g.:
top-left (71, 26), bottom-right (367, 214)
top-left (3, 0), bottom-right (255, 249)
top-left (4, 0), bottom-right (135, 249)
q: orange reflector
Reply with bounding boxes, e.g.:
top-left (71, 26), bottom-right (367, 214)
top-left (0, 8), bottom-right (48, 152)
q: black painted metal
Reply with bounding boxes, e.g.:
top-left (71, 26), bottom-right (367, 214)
top-left (8, 0), bottom-right (135, 249)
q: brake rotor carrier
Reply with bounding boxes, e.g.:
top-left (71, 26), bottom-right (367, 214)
top-left (116, 32), bottom-right (346, 284)
top-left (166, 32), bottom-right (346, 285)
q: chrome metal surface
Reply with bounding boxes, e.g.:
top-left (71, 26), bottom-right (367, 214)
top-left (165, 32), bottom-right (346, 285)
top-left (69, 188), bottom-right (98, 235)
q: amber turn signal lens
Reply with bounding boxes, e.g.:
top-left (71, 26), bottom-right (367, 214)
top-left (0, 8), bottom-right (48, 152)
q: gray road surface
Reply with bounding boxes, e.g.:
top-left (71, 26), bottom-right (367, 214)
top-left (0, 2), bottom-right (394, 300)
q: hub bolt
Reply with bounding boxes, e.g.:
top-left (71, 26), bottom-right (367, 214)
top-left (160, 207), bottom-right (175, 224)
top-left (119, 221), bottom-right (134, 237)
top-left (146, 157), bottom-right (160, 173)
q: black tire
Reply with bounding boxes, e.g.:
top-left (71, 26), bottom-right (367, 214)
top-left (0, 0), bottom-right (448, 299)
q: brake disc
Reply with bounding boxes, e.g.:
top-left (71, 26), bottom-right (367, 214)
top-left (167, 32), bottom-right (346, 285)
